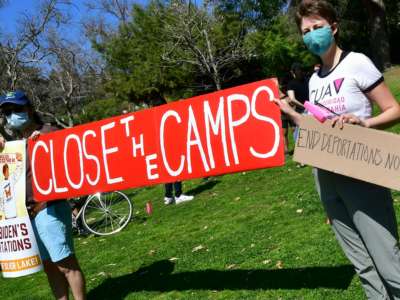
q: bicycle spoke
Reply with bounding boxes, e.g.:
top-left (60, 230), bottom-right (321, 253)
top-left (110, 215), bottom-right (115, 231)
top-left (82, 191), bottom-right (132, 235)
top-left (109, 211), bottom-right (126, 219)
top-left (107, 217), bottom-right (116, 232)
top-left (92, 217), bottom-right (107, 232)
top-left (108, 214), bottom-right (125, 227)
top-left (86, 198), bottom-right (103, 209)
top-left (85, 205), bottom-right (105, 211)
top-left (105, 193), bottom-right (114, 208)
top-left (109, 193), bottom-right (116, 207)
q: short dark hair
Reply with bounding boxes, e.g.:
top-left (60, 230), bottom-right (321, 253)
top-left (291, 62), bottom-right (303, 72)
top-left (295, 0), bottom-right (338, 30)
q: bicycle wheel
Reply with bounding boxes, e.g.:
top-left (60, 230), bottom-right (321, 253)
top-left (82, 191), bottom-right (133, 236)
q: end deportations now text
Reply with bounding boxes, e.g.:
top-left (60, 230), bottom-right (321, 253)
top-left (297, 128), bottom-right (400, 170)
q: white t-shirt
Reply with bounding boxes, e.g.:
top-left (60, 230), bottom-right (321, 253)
top-left (308, 52), bottom-right (383, 119)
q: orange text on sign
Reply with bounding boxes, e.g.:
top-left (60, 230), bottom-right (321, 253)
top-left (0, 255), bottom-right (41, 272)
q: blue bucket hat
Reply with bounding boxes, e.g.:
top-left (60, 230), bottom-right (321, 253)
top-left (0, 91), bottom-right (30, 106)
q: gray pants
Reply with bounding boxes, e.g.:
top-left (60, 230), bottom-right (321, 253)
top-left (314, 168), bottom-right (400, 299)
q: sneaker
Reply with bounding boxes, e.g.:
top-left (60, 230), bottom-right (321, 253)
top-left (175, 194), bottom-right (194, 204)
top-left (164, 197), bottom-right (174, 205)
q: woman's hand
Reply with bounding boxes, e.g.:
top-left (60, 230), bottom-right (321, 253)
top-left (273, 97), bottom-right (302, 126)
top-left (0, 136), bottom-right (5, 152)
top-left (273, 97), bottom-right (297, 116)
top-left (29, 130), bottom-right (41, 141)
top-left (331, 114), bottom-right (368, 129)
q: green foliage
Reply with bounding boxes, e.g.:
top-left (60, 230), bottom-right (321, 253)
top-left (385, 0), bottom-right (400, 63)
top-left (101, 1), bottom-right (195, 104)
top-left (160, 1), bottom-right (256, 91)
top-left (93, 0), bottom-right (400, 111)
top-left (259, 15), bottom-right (316, 78)
top-left (216, 0), bottom-right (288, 28)
top-left (79, 98), bottom-right (131, 123)
top-left (101, 1), bottom-right (294, 104)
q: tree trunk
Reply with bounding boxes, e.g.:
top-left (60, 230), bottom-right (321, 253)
top-left (362, 0), bottom-right (391, 70)
top-left (213, 74), bottom-right (222, 91)
top-left (203, 29), bottom-right (222, 91)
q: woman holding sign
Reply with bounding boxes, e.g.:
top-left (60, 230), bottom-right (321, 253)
top-left (0, 91), bottom-right (86, 300)
top-left (274, 1), bottom-right (400, 299)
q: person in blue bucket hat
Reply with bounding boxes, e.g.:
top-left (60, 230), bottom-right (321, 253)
top-left (0, 91), bottom-right (87, 300)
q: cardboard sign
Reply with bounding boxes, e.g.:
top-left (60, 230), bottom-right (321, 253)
top-left (0, 141), bottom-right (43, 278)
top-left (294, 116), bottom-right (400, 190)
top-left (29, 79), bottom-right (284, 201)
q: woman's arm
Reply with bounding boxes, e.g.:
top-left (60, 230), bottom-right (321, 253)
top-left (331, 82), bottom-right (400, 129)
top-left (287, 90), bottom-right (296, 102)
top-left (364, 82), bottom-right (400, 129)
top-left (287, 90), bottom-right (306, 108)
top-left (273, 97), bottom-right (303, 126)
top-left (0, 136), bottom-right (4, 152)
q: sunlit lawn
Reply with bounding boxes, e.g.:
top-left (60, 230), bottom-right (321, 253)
top-left (1, 66), bottom-right (399, 300)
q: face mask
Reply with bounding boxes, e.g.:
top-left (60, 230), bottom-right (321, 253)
top-left (6, 112), bottom-right (30, 130)
top-left (303, 26), bottom-right (334, 56)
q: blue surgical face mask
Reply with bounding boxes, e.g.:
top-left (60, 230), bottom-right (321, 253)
top-left (6, 112), bottom-right (30, 130)
top-left (303, 26), bottom-right (334, 56)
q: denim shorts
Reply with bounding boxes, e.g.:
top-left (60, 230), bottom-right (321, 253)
top-left (31, 200), bottom-right (74, 262)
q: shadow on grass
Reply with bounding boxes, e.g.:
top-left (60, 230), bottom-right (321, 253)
top-left (185, 179), bottom-right (221, 196)
top-left (88, 260), bottom-right (355, 299)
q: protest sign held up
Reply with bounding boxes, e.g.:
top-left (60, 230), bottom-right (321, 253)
top-left (0, 141), bottom-right (42, 278)
top-left (29, 79), bottom-right (284, 202)
top-left (294, 116), bottom-right (400, 191)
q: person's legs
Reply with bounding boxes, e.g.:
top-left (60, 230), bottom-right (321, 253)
top-left (34, 201), bottom-right (86, 299)
top-left (312, 168), bottom-right (330, 224)
top-left (173, 182), bottom-right (182, 198)
top-left (165, 183), bottom-right (173, 198)
top-left (281, 116), bottom-right (290, 154)
top-left (315, 169), bottom-right (390, 299)
top-left (337, 176), bottom-right (400, 299)
top-left (283, 128), bottom-right (289, 154)
top-left (293, 126), bottom-right (299, 142)
top-left (312, 168), bottom-right (321, 197)
top-left (164, 183), bottom-right (174, 204)
top-left (173, 181), bottom-right (194, 204)
top-left (43, 260), bottom-right (69, 300)
top-left (56, 256), bottom-right (86, 300)
top-left (292, 112), bottom-right (306, 143)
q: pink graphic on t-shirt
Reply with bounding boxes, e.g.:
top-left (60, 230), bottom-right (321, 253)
top-left (320, 96), bottom-right (346, 115)
top-left (333, 78), bottom-right (344, 94)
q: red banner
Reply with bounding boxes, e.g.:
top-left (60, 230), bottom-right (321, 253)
top-left (29, 79), bottom-right (284, 201)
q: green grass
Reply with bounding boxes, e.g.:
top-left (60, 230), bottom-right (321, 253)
top-left (1, 66), bottom-right (400, 299)
top-left (385, 66), bottom-right (400, 100)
